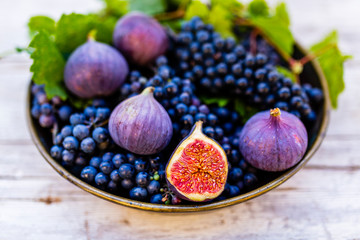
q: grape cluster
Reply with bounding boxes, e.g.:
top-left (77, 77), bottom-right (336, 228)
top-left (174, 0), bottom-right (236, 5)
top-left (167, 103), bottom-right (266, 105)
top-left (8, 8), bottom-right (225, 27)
top-left (30, 85), bottom-right (73, 128)
top-left (172, 17), bottom-right (323, 122)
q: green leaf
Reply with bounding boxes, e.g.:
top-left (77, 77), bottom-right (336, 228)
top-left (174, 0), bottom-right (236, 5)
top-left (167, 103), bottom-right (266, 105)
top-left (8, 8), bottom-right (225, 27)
top-left (276, 66), bottom-right (296, 83)
top-left (55, 13), bottom-right (97, 54)
top-left (95, 16), bottom-right (118, 44)
top-left (275, 2), bottom-right (290, 26)
top-left (184, 1), bottom-right (209, 20)
top-left (129, 0), bottom-right (167, 15)
top-left (28, 16), bottom-right (56, 37)
top-left (102, 0), bottom-right (128, 17)
top-left (200, 96), bottom-right (230, 107)
top-left (310, 31), bottom-right (351, 108)
top-left (208, 5), bottom-right (235, 38)
top-left (29, 31), bottom-right (67, 100)
top-left (211, 0), bottom-right (244, 14)
top-left (250, 15), bottom-right (294, 55)
top-left (234, 99), bottom-right (259, 123)
top-left (248, 0), bottom-right (269, 17)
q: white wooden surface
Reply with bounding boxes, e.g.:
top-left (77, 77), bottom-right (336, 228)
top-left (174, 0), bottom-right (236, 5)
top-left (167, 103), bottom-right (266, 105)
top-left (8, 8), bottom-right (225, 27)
top-left (1, 0), bottom-right (360, 239)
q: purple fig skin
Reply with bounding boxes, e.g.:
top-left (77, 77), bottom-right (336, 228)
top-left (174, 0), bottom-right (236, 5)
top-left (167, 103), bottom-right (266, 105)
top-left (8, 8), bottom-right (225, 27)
top-left (113, 12), bottom-right (169, 66)
top-left (64, 39), bottom-right (129, 99)
top-left (239, 108), bottom-right (308, 172)
top-left (109, 87), bottom-right (173, 155)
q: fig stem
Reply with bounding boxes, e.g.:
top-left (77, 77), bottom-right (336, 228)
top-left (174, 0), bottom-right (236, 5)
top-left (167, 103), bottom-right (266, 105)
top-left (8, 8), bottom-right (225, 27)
top-left (193, 120), bottom-right (204, 134)
top-left (141, 87), bottom-right (155, 96)
top-left (270, 108), bottom-right (281, 117)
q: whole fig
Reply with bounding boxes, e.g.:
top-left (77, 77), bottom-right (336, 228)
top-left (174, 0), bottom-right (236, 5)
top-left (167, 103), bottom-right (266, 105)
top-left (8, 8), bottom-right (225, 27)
top-left (166, 121), bottom-right (228, 202)
top-left (239, 108), bottom-right (308, 172)
top-left (64, 39), bottom-right (129, 98)
top-left (109, 87), bottom-right (173, 155)
top-left (113, 12), bottom-right (169, 66)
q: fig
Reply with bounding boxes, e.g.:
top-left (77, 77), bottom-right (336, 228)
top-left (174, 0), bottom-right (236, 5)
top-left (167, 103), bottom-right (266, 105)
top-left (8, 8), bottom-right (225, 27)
top-left (166, 121), bottom-right (228, 202)
top-left (109, 87), bottom-right (173, 155)
top-left (113, 12), bottom-right (169, 66)
top-left (239, 108), bottom-right (308, 172)
top-left (64, 39), bottom-right (129, 98)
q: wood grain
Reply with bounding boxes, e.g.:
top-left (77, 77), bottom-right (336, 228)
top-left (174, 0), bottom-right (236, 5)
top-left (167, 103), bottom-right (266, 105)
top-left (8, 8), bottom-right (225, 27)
top-left (1, 0), bottom-right (360, 239)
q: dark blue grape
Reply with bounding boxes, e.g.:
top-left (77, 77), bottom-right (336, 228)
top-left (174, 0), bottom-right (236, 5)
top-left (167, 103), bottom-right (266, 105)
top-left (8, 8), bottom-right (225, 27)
top-left (268, 71), bottom-right (280, 83)
top-left (40, 103), bottom-right (52, 115)
top-left (90, 157), bottom-right (102, 169)
top-left (195, 113), bottom-right (207, 123)
top-left (176, 103), bottom-right (188, 116)
top-left (255, 68), bottom-right (266, 80)
top-left (244, 173), bottom-right (258, 188)
top-left (112, 154), bottom-right (126, 168)
top-left (107, 180), bottom-right (118, 191)
top-left (96, 108), bottom-right (110, 121)
top-left (196, 30), bottom-right (209, 42)
top-left (255, 53), bottom-right (267, 65)
top-left (84, 106), bottom-right (96, 119)
top-left (50, 145), bottom-right (63, 160)
top-left (134, 159), bottom-right (147, 172)
top-left (216, 63), bottom-right (227, 75)
top-left (274, 101), bottom-right (289, 111)
top-left (204, 126), bottom-right (215, 138)
top-left (257, 82), bottom-right (269, 95)
top-left (126, 153), bottom-right (136, 164)
top-left (75, 155), bottom-right (87, 166)
top-left (147, 180), bottom-right (160, 195)
top-left (234, 45), bottom-right (246, 58)
top-left (81, 166), bottom-right (97, 183)
top-left (121, 179), bottom-right (134, 190)
top-left (80, 137), bottom-right (96, 154)
top-left (149, 156), bottom-right (160, 170)
top-left (278, 87), bottom-right (291, 100)
top-left (200, 77), bottom-right (212, 88)
top-left (119, 163), bottom-right (135, 179)
top-left (244, 68), bottom-right (253, 78)
top-left (150, 193), bottom-right (163, 204)
top-left (228, 185), bottom-right (240, 197)
top-left (308, 88), bottom-right (323, 102)
top-left (102, 152), bottom-right (114, 162)
top-left (245, 55), bottom-right (255, 67)
top-left (236, 78), bottom-right (248, 89)
top-left (121, 83), bottom-right (131, 96)
top-left (215, 127), bottom-right (224, 140)
top-left (156, 56), bottom-right (168, 67)
top-left (53, 133), bottom-right (63, 145)
top-left (110, 169), bottom-right (121, 182)
top-left (92, 127), bottom-right (108, 143)
top-left (181, 114), bottom-right (194, 127)
top-left (178, 32), bottom-right (193, 44)
top-left (69, 113), bottom-right (85, 125)
top-left (229, 167), bottom-right (243, 183)
top-left (164, 82), bottom-right (178, 95)
top-left (31, 105), bottom-right (41, 119)
top-left (225, 53), bottom-right (237, 64)
top-left (62, 150), bottom-right (75, 165)
top-left (265, 94), bottom-right (275, 105)
top-left (188, 105), bottom-right (198, 115)
top-left (129, 187), bottom-right (148, 201)
top-left (63, 136), bottom-right (79, 151)
top-left (207, 113), bottom-right (218, 126)
top-left (158, 66), bottom-right (171, 80)
top-left (153, 87), bottom-right (164, 98)
top-left (290, 96), bottom-right (303, 109)
top-left (73, 124), bottom-right (89, 140)
top-left (95, 172), bottom-right (109, 187)
top-left (39, 114), bottom-right (55, 128)
top-left (130, 70), bottom-right (141, 82)
top-left (136, 172), bottom-right (150, 187)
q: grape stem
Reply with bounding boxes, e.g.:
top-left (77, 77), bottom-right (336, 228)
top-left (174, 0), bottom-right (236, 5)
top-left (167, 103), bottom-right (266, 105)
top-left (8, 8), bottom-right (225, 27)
top-left (249, 29), bottom-right (260, 55)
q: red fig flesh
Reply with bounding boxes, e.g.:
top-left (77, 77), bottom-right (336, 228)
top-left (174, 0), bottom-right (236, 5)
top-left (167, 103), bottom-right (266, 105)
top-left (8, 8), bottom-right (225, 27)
top-left (239, 108), bottom-right (308, 172)
top-left (166, 121), bottom-right (228, 202)
top-left (109, 87), bottom-right (173, 155)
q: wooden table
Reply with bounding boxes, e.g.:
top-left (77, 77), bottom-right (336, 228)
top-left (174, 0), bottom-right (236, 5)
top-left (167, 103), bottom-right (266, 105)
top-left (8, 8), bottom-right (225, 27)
top-left (1, 0), bottom-right (359, 239)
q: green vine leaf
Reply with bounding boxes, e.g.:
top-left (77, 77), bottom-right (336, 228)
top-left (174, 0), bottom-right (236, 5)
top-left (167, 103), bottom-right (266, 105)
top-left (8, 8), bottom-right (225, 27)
top-left (310, 31), bottom-right (351, 108)
top-left (208, 5), bottom-right (235, 38)
top-left (28, 16), bottom-right (56, 37)
top-left (200, 96), bottom-right (230, 107)
top-left (276, 66), bottom-right (296, 83)
top-left (29, 31), bottom-right (67, 100)
top-left (129, 0), bottom-right (167, 15)
top-left (248, 0), bottom-right (269, 17)
top-left (184, 1), bottom-right (209, 20)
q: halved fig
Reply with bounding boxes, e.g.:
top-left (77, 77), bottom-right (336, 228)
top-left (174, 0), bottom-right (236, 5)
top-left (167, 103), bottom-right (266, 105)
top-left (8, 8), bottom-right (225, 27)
top-left (166, 121), bottom-right (228, 202)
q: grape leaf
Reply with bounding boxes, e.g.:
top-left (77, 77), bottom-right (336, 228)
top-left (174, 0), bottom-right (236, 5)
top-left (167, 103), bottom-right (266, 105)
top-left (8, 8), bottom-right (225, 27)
top-left (250, 5), bottom-right (294, 56)
top-left (102, 0), bottom-right (128, 17)
top-left (200, 96), bottom-right (229, 107)
top-left (248, 0), bottom-right (269, 17)
top-left (95, 16), bottom-right (118, 45)
top-left (28, 16), bottom-right (56, 37)
top-left (208, 5), bottom-right (235, 38)
top-left (184, 1), bottom-right (209, 20)
top-left (276, 66), bottom-right (296, 83)
top-left (29, 31), bottom-right (67, 100)
top-left (275, 2), bottom-right (290, 26)
top-left (55, 13), bottom-right (97, 55)
top-left (129, 0), bottom-right (167, 15)
top-left (211, 0), bottom-right (244, 14)
top-left (310, 31), bottom-right (351, 108)
top-left (234, 99), bottom-right (259, 123)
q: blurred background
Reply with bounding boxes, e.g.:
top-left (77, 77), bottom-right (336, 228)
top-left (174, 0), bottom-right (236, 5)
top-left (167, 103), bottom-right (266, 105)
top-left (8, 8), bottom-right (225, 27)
top-left (0, 0), bottom-right (359, 239)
